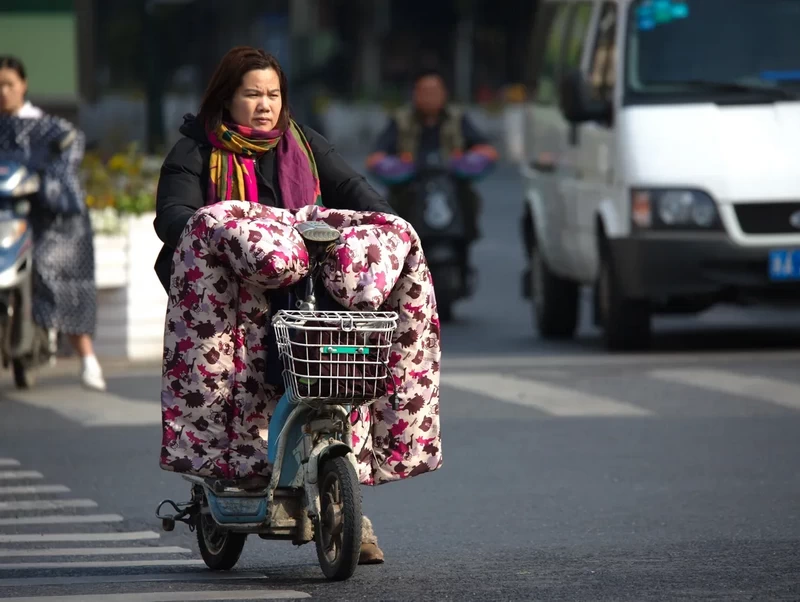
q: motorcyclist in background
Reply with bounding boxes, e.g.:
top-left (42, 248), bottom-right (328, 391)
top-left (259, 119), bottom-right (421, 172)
top-left (365, 69), bottom-right (498, 264)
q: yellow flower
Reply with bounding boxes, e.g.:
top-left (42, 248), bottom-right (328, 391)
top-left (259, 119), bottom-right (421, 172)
top-left (108, 154), bottom-right (128, 172)
top-left (80, 146), bottom-right (160, 216)
top-left (81, 153), bottom-right (102, 169)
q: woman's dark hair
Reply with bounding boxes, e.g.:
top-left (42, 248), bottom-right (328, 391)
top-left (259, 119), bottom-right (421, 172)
top-left (0, 55), bottom-right (27, 81)
top-left (198, 46), bottom-right (289, 131)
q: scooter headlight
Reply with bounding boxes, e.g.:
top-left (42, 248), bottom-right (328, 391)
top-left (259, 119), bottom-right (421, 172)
top-left (0, 219), bottom-right (27, 249)
top-left (3, 172), bottom-right (42, 198)
top-left (9, 173), bottom-right (40, 198)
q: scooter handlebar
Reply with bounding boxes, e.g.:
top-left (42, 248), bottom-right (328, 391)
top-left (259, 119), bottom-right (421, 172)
top-left (371, 149), bottom-right (496, 185)
top-left (370, 155), bottom-right (416, 185)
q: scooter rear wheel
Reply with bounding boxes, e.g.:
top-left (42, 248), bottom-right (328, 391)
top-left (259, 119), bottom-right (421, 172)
top-left (12, 359), bottom-right (35, 389)
top-left (315, 455), bottom-right (362, 581)
top-left (196, 511), bottom-right (247, 571)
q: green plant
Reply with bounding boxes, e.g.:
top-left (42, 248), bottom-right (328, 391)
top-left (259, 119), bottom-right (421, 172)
top-left (81, 143), bottom-right (162, 235)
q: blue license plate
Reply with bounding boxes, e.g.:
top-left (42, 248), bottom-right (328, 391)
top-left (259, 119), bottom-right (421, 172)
top-left (769, 250), bottom-right (800, 281)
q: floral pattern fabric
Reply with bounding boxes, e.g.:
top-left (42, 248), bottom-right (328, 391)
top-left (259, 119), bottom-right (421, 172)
top-left (160, 201), bottom-right (442, 486)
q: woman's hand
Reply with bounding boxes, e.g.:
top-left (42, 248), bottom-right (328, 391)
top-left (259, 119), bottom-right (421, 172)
top-left (367, 153), bottom-right (416, 185)
top-left (448, 147), bottom-right (496, 180)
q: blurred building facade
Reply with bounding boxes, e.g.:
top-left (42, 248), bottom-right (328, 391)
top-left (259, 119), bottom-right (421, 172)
top-left (2, 0), bottom-right (537, 151)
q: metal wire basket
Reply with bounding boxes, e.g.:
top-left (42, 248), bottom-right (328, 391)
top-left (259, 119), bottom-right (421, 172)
top-left (271, 310), bottom-right (399, 405)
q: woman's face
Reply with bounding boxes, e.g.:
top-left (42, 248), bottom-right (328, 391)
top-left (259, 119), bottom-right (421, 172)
top-left (0, 68), bottom-right (26, 115)
top-left (228, 68), bottom-right (282, 131)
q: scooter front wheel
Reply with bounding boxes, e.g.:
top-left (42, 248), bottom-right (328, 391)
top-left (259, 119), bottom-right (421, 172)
top-left (196, 511), bottom-right (247, 571)
top-left (315, 455), bottom-right (362, 581)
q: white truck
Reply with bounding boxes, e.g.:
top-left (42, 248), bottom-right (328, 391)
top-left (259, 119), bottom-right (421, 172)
top-left (520, 0), bottom-right (800, 349)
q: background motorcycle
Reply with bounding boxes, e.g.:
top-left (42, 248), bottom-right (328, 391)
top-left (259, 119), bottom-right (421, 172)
top-left (371, 150), bottom-right (492, 321)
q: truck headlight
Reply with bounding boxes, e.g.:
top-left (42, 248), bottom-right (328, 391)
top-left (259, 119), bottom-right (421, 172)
top-left (631, 189), bottom-right (721, 230)
top-left (0, 219), bottom-right (27, 249)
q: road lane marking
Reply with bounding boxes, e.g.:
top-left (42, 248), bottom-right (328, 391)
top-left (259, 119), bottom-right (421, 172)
top-left (0, 559), bottom-right (205, 571)
top-left (0, 531), bottom-right (160, 543)
top-left (0, 471), bottom-right (43, 480)
top-left (0, 485), bottom-right (70, 496)
top-left (443, 349), bottom-right (800, 370)
top-left (440, 372), bottom-right (652, 417)
top-left (0, 546), bottom-right (191, 558)
top-left (0, 590), bottom-right (310, 601)
top-left (0, 499), bottom-right (97, 513)
top-left (0, 571), bottom-right (270, 587)
top-left (4, 390), bottom-right (160, 427)
top-left (649, 368), bottom-right (800, 411)
top-left (0, 514), bottom-right (123, 527)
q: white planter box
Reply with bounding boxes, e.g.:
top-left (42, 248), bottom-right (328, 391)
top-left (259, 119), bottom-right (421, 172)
top-left (94, 234), bottom-right (128, 288)
top-left (93, 212), bottom-right (167, 360)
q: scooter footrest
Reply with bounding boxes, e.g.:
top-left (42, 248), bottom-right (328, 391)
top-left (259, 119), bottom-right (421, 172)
top-left (206, 493), bottom-right (269, 525)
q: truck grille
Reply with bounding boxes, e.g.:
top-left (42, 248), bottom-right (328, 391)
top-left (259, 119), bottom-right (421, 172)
top-left (733, 202), bottom-right (800, 235)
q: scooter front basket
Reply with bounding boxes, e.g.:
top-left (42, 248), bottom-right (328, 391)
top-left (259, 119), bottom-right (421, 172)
top-left (271, 309), bottom-right (398, 405)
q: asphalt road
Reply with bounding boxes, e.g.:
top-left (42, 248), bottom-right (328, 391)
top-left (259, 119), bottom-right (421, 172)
top-left (0, 162), bottom-right (799, 601)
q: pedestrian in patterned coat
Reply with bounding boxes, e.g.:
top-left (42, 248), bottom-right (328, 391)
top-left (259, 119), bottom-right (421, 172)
top-left (0, 55), bottom-right (105, 391)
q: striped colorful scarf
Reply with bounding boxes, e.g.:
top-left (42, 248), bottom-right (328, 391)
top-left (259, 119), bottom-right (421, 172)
top-left (206, 119), bottom-right (322, 210)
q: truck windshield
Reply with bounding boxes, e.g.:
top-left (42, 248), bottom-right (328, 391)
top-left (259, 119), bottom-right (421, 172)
top-left (625, 0), bottom-right (800, 103)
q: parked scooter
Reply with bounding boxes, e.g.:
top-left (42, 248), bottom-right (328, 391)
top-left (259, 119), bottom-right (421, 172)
top-left (0, 161), bottom-right (54, 388)
top-left (157, 221), bottom-right (399, 581)
top-left (370, 150), bottom-right (492, 321)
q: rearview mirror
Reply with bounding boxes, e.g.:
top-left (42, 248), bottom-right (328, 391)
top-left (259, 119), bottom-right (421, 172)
top-left (559, 69), bottom-right (613, 125)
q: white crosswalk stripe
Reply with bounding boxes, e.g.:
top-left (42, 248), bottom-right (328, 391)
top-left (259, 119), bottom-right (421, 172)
top-left (4, 388), bottom-right (160, 427)
top-left (0, 485), bottom-right (70, 496)
top-left (0, 559), bottom-right (205, 571)
top-left (0, 571), bottom-right (271, 588)
top-left (0, 499), bottom-right (97, 512)
top-left (443, 349), bottom-right (800, 370)
top-left (0, 458), bottom-right (290, 602)
top-left (442, 366), bottom-right (800, 418)
top-left (0, 531), bottom-right (160, 543)
top-left (0, 514), bottom-right (123, 526)
top-left (441, 371), bottom-right (653, 417)
top-left (0, 546), bottom-right (191, 558)
top-left (0, 458), bottom-right (258, 602)
top-left (0, 458), bottom-right (202, 595)
top-left (649, 368), bottom-right (800, 411)
top-left (0, 459), bottom-right (313, 601)
top-left (0, 591), bottom-right (310, 601)
top-left (0, 471), bottom-right (43, 480)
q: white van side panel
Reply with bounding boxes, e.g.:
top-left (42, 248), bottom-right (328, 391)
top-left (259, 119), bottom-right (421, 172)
top-left (563, 0), bottom-right (624, 284)
top-left (523, 103), bottom-right (580, 277)
top-left (571, 122), bottom-right (622, 283)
